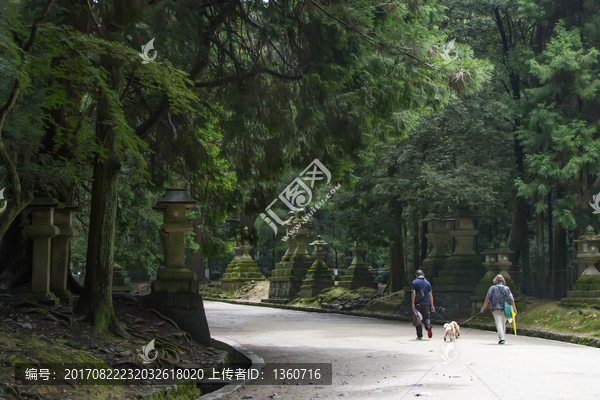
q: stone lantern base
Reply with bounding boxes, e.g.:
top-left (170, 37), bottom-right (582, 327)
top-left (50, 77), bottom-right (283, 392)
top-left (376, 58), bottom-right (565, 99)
top-left (422, 257), bottom-right (447, 281)
top-left (433, 255), bottom-right (484, 292)
top-left (152, 267), bottom-right (199, 294)
top-left (221, 259), bottom-right (266, 292)
top-left (299, 260), bottom-right (333, 298)
top-left (112, 264), bottom-right (132, 292)
top-left (560, 276), bottom-right (600, 306)
top-left (337, 268), bottom-right (377, 290)
top-left (26, 292), bottom-right (60, 306)
top-left (263, 255), bottom-right (312, 304)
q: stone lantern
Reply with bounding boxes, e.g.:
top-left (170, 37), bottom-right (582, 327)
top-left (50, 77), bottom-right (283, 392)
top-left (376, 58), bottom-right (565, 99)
top-left (432, 201), bottom-right (483, 319)
top-left (220, 226), bottom-right (265, 291)
top-left (471, 243), bottom-right (500, 313)
top-left (574, 226), bottom-right (600, 277)
top-left (112, 263), bottom-right (132, 292)
top-left (50, 202), bottom-right (79, 305)
top-left (496, 241), bottom-right (517, 289)
top-left (151, 188), bottom-right (198, 293)
top-left (449, 203), bottom-right (479, 256)
top-left (300, 235), bottom-right (334, 297)
top-left (338, 239), bottom-right (377, 290)
top-left (24, 191), bottom-right (60, 305)
top-left (561, 226), bottom-right (600, 306)
top-left (265, 210), bottom-right (313, 303)
top-left (421, 204), bottom-right (450, 279)
top-left (290, 210), bottom-right (311, 264)
top-left (280, 211), bottom-right (297, 262)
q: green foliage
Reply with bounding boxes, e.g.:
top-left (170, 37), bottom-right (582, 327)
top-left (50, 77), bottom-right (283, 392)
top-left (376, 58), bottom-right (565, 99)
top-left (516, 22), bottom-right (600, 229)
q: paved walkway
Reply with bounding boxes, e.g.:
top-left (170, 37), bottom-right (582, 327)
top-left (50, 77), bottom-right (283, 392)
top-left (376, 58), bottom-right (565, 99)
top-left (204, 301), bottom-right (599, 400)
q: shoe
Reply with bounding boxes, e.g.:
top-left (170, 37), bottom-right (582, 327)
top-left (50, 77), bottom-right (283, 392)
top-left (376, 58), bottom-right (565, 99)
top-left (427, 326), bottom-right (433, 338)
top-left (417, 336), bottom-right (423, 340)
top-left (498, 340), bottom-right (505, 345)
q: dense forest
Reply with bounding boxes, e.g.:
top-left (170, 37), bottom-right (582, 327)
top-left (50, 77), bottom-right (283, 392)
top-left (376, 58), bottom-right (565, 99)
top-left (2, 0), bottom-right (600, 334)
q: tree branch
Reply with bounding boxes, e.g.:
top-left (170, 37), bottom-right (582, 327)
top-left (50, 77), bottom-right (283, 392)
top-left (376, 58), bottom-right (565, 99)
top-left (311, 1), bottom-right (434, 70)
top-left (194, 68), bottom-right (303, 88)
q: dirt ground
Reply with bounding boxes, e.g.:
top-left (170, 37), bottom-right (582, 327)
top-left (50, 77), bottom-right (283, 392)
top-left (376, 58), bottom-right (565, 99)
top-left (0, 283), bottom-right (227, 400)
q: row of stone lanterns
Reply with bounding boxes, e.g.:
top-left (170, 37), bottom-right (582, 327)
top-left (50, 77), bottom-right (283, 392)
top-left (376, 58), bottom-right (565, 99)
top-left (23, 190), bottom-right (79, 306)
top-left (260, 210), bottom-right (377, 303)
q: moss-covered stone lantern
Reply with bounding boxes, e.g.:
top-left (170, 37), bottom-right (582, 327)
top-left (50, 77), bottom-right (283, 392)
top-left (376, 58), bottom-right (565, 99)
top-left (561, 226), bottom-right (600, 306)
top-left (151, 188), bottom-right (198, 293)
top-left (575, 226), bottom-right (600, 277)
top-left (300, 235), bottom-right (333, 297)
top-left (338, 239), bottom-right (377, 290)
top-left (264, 210), bottom-right (313, 303)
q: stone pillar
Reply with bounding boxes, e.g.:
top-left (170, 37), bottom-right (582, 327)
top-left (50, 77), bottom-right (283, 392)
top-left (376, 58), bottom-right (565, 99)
top-left (421, 209), bottom-right (450, 279)
top-left (112, 263), bottom-right (132, 292)
top-left (496, 241), bottom-right (518, 292)
top-left (221, 227), bottom-right (265, 292)
top-left (300, 236), bottom-right (334, 297)
top-left (24, 192), bottom-right (60, 305)
top-left (280, 211), bottom-right (297, 262)
top-left (561, 226), bottom-right (600, 306)
top-left (146, 189), bottom-right (212, 347)
top-left (50, 204), bottom-right (79, 305)
top-left (432, 202), bottom-right (483, 318)
top-left (151, 189), bottom-right (199, 294)
top-left (337, 240), bottom-right (377, 290)
top-left (264, 210), bottom-right (312, 303)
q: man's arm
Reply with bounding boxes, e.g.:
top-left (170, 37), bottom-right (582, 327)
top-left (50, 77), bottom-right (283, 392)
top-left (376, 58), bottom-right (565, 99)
top-left (411, 290), bottom-right (416, 310)
top-left (429, 292), bottom-right (435, 312)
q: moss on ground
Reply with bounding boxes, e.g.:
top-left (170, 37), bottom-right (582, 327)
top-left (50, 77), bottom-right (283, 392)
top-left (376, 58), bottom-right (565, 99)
top-left (515, 299), bottom-right (600, 337)
top-left (146, 383), bottom-right (202, 400)
top-left (318, 286), bottom-right (376, 305)
top-left (363, 290), bottom-right (405, 314)
top-left (1, 329), bottom-right (124, 399)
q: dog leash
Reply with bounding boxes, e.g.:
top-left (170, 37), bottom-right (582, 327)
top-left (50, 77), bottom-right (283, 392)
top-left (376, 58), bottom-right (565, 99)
top-left (433, 310), bottom-right (482, 326)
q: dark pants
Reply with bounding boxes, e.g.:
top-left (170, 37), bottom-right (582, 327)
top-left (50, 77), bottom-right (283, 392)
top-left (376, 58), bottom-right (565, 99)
top-left (415, 304), bottom-right (431, 338)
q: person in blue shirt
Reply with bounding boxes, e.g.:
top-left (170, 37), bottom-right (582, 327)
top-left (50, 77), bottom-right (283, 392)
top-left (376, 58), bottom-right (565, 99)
top-left (411, 269), bottom-right (435, 339)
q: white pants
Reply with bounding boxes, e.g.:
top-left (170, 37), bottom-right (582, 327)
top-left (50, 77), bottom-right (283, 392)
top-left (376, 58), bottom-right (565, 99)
top-left (492, 310), bottom-right (507, 341)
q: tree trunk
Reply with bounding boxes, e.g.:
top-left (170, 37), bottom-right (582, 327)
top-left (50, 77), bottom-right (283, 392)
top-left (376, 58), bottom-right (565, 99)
top-left (74, 60), bottom-right (125, 336)
top-left (536, 212), bottom-right (546, 297)
top-left (509, 195), bottom-right (529, 293)
top-left (550, 226), bottom-right (567, 299)
top-left (384, 197), bottom-right (405, 293)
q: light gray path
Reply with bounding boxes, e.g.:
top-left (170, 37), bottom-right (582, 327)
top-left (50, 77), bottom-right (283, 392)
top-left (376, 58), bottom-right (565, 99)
top-left (204, 301), bottom-right (598, 400)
